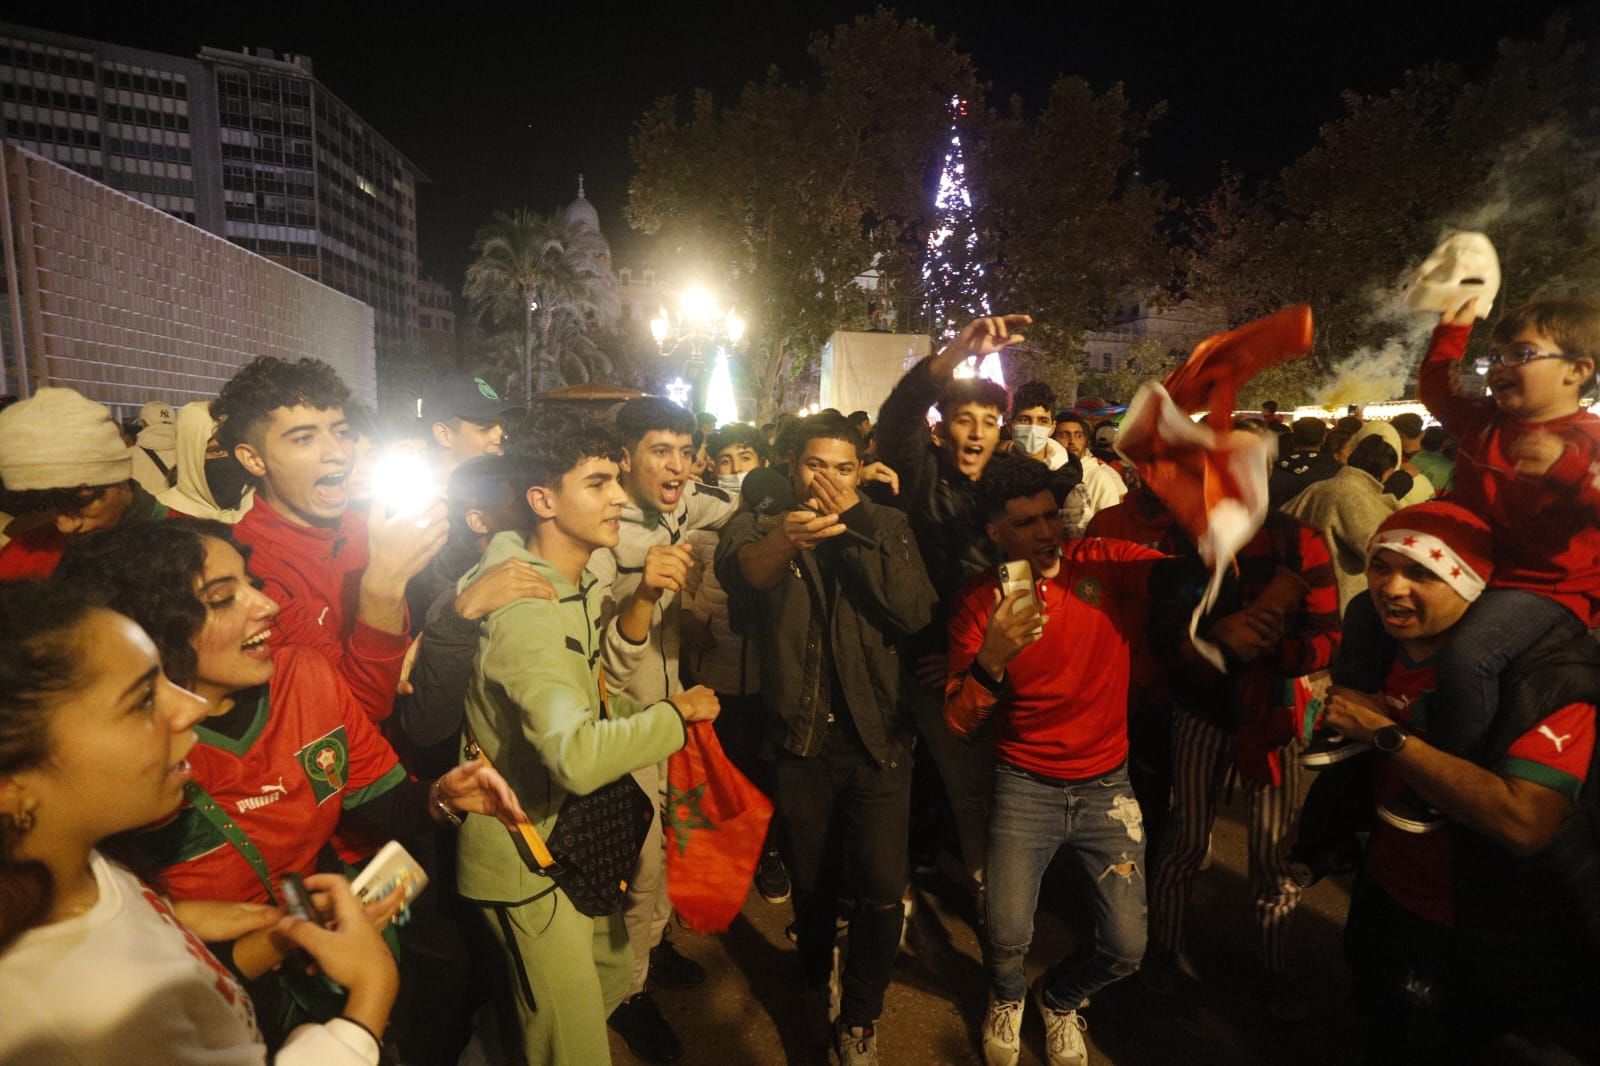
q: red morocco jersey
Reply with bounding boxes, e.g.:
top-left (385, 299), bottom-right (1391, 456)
top-left (139, 647), bottom-right (406, 905)
top-left (947, 537), bottom-right (1164, 781)
top-left (1366, 652), bottom-right (1596, 926)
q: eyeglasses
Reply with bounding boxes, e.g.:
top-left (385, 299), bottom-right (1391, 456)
top-left (1487, 343), bottom-right (1568, 368)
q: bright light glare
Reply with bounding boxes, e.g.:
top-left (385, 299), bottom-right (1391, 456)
top-left (680, 285), bottom-right (716, 327)
top-left (707, 350), bottom-right (739, 425)
top-left (725, 309), bottom-right (745, 346)
top-left (665, 377), bottom-right (693, 408)
top-left (951, 352), bottom-right (1007, 389)
top-left (372, 448), bottom-right (438, 519)
top-left (651, 310), bottom-right (669, 345)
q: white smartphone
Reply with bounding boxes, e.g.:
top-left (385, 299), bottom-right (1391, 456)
top-left (350, 840), bottom-right (429, 909)
top-left (998, 560), bottom-right (1037, 615)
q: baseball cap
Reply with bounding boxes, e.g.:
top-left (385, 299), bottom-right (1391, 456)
top-left (138, 400), bottom-right (175, 427)
top-left (421, 375), bottom-right (512, 424)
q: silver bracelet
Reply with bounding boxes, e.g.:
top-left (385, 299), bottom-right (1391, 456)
top-left (428, 778), bottom-right (463, 827)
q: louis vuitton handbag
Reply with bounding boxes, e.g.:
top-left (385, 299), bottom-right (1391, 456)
top-left (465, 728), bottom-right (654, 918)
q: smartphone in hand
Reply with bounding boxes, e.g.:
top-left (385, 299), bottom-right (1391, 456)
top-left (998, 560), bottom-right (1038, 615)
top-left (277, 872), bottom-right (328, 927)
top-left (350, 840), bottom-right (429, 911)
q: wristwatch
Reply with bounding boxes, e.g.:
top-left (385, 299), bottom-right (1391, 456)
top-left (1372, 724), bottom-right (1408, 755)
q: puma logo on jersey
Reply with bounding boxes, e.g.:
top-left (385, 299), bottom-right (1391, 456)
top-left (236, 777), bottom-right (289, 813)
top-left (1538, 725), bottom-right (1573, 754)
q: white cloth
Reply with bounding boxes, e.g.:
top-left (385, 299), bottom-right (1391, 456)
top-left (1080, 453), bottom-right (1129, 518)
top-left (0, 852), bottom-right (377, 1066)
top-left (158, 401), bottom-right (255, 522)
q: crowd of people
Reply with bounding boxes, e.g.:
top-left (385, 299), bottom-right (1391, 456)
top-left (0, 295), bottom-right (1595, 1066)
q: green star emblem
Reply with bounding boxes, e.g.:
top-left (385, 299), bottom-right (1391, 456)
top-left (664, 782), bottom-right (717, 855)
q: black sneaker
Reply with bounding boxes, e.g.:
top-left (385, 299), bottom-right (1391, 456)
top-left (755, 850), bottom-right (792, 903)
top-left (608, 991), bottom-right (683, 1064)
top-left (1301, 733), bottom-right (1371, 768)
top-left (1378, 789), bottom-right (1445, 834)
top-left (649, 938), bottom-right (706, 987)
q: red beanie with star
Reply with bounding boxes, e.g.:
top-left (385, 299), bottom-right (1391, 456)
top-left (1367, 501), bottom-right (1495, 602)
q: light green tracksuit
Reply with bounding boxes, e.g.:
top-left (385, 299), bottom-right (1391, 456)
top-left (457, 530), bottom-right (687, 1066)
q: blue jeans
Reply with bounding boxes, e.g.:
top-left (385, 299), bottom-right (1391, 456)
top-left (985, 762), bottom-right (1147, 1007)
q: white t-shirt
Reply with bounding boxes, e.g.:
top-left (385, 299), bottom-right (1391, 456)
top-left (0, 852), bottom-right (378, 1066)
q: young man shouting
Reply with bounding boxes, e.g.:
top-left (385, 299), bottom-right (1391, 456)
top-left (220, 356), bottom-right (446, 722)
top-left (1317, 502), bottom-right (1598, 1062)
top-left (589, 396), bottom-right (741, 1064)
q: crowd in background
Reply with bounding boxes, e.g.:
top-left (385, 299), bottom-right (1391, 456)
top-left (0, 296), bottom-right (1596, 1066)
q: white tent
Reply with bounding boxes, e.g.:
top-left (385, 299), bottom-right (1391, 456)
top-left (818, 331), bottom-right (932, 417)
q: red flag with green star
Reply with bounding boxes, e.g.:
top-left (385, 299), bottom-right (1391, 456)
top-left (665, 721), bottom-right (774, 932)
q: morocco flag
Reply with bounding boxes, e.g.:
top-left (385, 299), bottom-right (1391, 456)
top-left (665, 722), bottom-right (774, 933)
top-left (1116, 305), bottom-right (1315, 669)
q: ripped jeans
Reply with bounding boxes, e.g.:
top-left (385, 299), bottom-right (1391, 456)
top-left (985, 761), bottom-right (1148, 1008)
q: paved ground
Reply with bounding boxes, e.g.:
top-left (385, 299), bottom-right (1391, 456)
top-left (610, 788), bottom-right (1367, 1066)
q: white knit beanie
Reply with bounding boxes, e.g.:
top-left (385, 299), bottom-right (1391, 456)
top-left (0, 387), bottom-right (133, 490)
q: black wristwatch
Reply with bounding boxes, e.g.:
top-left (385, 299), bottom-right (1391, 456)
top-left (1372, 724), bottom-right (1408, 755)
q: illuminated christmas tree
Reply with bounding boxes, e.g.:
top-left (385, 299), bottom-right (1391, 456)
top-left (923, 95), bottom-right (1004, 387)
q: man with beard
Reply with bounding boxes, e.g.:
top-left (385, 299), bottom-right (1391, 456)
top-left (717, 412), bottom-right (935, 1064)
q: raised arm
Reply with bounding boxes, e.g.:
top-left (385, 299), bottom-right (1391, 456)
top-left (1417, 301), bottom-right (1492, 437)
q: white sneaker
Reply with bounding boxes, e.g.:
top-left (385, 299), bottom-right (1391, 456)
top-left (981, 995), bottom-right (1024, 1066)
top-left (1032, 979), bottom-right (1089, 1066)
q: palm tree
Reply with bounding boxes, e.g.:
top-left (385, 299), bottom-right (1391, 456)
top-left (463, 208), bottom-right (620, 399)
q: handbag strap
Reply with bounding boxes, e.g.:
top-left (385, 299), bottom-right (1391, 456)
top-left (183, 779), bottom-right (277, 903)
top-left (463, 722), bottom-right (558, 872)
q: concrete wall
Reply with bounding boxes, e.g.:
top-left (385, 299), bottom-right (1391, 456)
top-left (1, 143), bottom-right (374, 411)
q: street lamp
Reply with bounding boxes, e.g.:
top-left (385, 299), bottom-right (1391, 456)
top-left (650, 285), bottom-right (745, 416)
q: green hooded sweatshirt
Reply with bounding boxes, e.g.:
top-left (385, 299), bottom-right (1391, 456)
top-left (456, 530), bottom-right (686, 905)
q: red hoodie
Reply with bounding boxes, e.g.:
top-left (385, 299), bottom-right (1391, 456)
top-left (232, 495), bottom-right (408, 721)
top-left (1419, 324), bottom-right (1600, 626)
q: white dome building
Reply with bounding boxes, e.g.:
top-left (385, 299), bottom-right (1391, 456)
top-left (564, 175), bottom-right (602, 233)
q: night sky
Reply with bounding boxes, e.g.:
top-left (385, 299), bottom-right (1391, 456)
top-left (7, 1), bottom-right (1585, 288)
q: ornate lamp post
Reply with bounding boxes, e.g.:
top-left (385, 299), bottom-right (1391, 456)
top-left (649, 285), bottom-right (744, 417)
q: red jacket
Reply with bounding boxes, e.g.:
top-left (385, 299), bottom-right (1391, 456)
top-left (0, 487), bottom-right (170, 580)
top-left (1419, 324), bottom-right (1600, 626)
top-left (232, 495), bottom-right (407, 721)
top-left (0, 524), bottom-right (66, 580)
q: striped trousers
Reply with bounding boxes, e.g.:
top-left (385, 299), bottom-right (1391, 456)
top-left (1147, 709), bottom-right (1303, 973)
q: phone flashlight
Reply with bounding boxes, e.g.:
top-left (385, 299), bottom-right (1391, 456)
top-left (371, 448), bottom-right (438, 521)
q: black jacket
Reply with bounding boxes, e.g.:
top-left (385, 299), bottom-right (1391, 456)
top-left (875, 357), bottom-right (1078, 655)
top-left (715, 498), bottom-right (936, 766)
top-left (1267, 449), bottom-right (1341, 509)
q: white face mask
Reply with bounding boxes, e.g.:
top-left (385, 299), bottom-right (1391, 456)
top-left (1011, 424), bottom-right (1051, 455)
top-left (718, 470), bottom-right (750, 493)
top-left (1405, 232), bottom-right (1500, 318)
